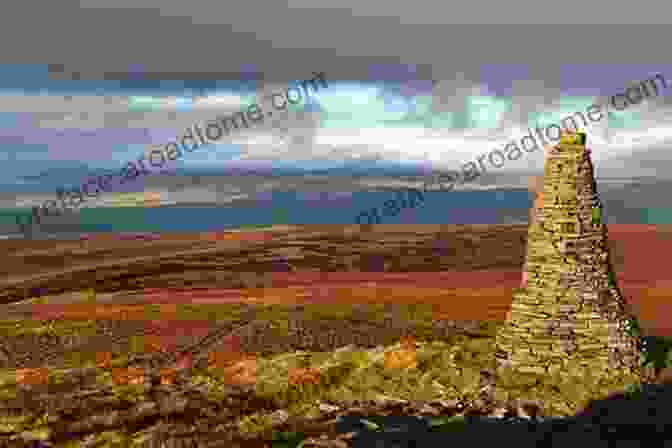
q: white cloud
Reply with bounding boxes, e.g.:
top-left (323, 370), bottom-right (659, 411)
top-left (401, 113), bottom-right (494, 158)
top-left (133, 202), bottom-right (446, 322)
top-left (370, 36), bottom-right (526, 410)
top-left (2, 76), bottom-right (672, 181)
top-left (192, 94), bottom-right (246, 108)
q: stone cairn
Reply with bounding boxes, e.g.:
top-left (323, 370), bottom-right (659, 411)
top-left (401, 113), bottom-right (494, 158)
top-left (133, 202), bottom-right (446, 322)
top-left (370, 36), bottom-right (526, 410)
top-left (494, 131), bottom-right (646, 380)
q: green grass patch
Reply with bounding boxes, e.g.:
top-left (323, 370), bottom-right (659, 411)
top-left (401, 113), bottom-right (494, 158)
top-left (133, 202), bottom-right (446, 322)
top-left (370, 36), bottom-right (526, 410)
top-left (59, 350), bottom-right (99, 369)
top-left (0, 318), bottom-right (98, 338)
top-left (269, 431), bottom-right (308, 448)
top-left (427, 415), bottom-right (468, 432)
top-left (641, 335), bottom-right (672, 372)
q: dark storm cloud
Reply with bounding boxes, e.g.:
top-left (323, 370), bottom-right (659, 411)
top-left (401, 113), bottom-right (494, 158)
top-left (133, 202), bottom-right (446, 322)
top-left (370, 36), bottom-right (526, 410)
top-left (1, 1), bottom-right (670, 87)
top-left (0, 124), bottom-right (151, 148)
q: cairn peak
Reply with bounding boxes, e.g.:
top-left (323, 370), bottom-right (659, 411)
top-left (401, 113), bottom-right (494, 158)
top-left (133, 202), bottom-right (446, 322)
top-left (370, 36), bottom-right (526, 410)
top-left (495, 132), bottom-right (646, 380)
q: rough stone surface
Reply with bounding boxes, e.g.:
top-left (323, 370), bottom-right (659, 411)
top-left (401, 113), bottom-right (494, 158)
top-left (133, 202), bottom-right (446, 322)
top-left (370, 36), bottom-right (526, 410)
top-left (495, 132), bottom-right (645, 381)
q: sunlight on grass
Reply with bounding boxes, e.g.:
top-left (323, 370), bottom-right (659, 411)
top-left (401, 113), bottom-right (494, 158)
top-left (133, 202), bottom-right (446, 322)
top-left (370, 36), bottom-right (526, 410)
top-left (0, 318), bottom-right (98, 337)
top-left (0, 299), bottom-right (659, 442)
top-left (228, 331), bottom-right (650, 436)
top-left (0, 328), bottom-right (656, 443)
top-left (232, 337), bottom-right (497, 436)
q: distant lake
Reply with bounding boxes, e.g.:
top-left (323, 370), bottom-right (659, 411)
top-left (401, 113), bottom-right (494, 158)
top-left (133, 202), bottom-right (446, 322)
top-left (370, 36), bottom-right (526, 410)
top-left (0, 190), bottom-right (661, 236)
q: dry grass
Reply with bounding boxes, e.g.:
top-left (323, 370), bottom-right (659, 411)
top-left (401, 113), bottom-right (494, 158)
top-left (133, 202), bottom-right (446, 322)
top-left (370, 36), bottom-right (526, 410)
top-left (95, 351), bottom-right (113, 368)
top-left (0, 332), bottom-right (662, 445)
top-left (111, 366), bottom-right (146, 386)
top-left (14, 367), bottom-right (50, 386)
top-left (1, 297), bottom-right (668, 445)
top-left (381, 336), bottom-right (418, 370)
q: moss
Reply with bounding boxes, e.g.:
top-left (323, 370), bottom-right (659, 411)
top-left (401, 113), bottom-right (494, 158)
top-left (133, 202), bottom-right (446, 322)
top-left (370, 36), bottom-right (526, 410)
top-left (237, 412), bottom-right (279, 436)
top-left (83, 287), bottom-right (97, 303)
top-left (270, 431), bottom-right (307, 447)
top-left (320, 362), bottom-right (358, 388)
top-left (623, 382), bottom-right (643, 397)
top-left (592, 207), bottom-right (601, 225)
top-left (0, 414), bottom-right (31, 432)
top-left (60, 350), bottom-right (93, 368)
top-left (427, 415), bottom-right (468, 432)
top-left (626, 317), bottom-right (642, 337)
top-left (640, 335), bottom-right (672, 372)
top-left (20, 426), bottom-right (51, 441)
top-left (111, 383), bottom-right (148, 402)
top-left (0, 318), bottom-right (97, 339)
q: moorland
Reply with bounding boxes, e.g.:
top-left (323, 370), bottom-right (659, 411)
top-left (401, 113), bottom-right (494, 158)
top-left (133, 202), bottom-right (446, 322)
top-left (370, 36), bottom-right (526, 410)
top-left (1, 224), bottom-right (671, 447)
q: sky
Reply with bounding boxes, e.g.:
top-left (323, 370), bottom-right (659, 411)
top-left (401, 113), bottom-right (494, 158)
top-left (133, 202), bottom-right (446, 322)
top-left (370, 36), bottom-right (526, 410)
top-left (1, 1), bottom-right (672, 207)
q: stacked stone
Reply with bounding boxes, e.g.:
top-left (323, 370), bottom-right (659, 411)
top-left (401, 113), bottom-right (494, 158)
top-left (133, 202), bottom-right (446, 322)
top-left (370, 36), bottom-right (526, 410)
top-left (495, 132), bottom-right (644, 380)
